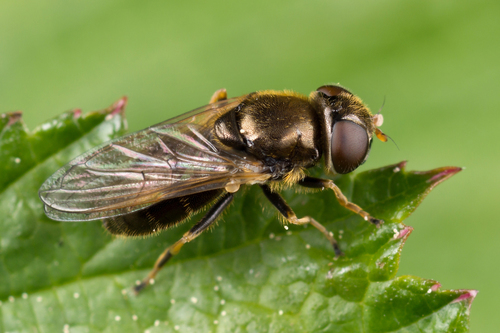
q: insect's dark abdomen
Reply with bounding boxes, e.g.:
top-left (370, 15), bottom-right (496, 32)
top-left (102, 189), bottom-right (224, 236)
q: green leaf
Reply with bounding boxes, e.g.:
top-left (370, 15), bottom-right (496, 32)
top-left (0, 104), bottom-right (474, 333)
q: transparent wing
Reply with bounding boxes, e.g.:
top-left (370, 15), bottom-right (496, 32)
top-left (39, 96), bottom-right (270, 221)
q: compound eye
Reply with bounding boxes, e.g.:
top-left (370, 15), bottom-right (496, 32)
top-left (331, 121), bottom-right (369, 174)
top-left (317, 85), bottom-right (352, 97)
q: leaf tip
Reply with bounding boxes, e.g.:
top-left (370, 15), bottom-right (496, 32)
top-left (106, 96), bottom-right (128, 119)
top-left (394, 225), bottom-right (413, 240)
top-left (72, 109), bottom-right (82, 119)
top-left (430, 282), bottom-right (441, 292)
top-left (4, 111), bottom-right (23, 127)
top-left (452, 290), bottom-right (478, 310)
top-left (426, 166), bottom-right (462, 185)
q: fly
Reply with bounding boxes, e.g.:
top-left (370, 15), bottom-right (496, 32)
top-left (39, 84), bottom-right (388, 292)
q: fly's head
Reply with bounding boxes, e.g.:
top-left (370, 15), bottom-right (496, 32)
top-left (310, 85), bottom-right (388, 174)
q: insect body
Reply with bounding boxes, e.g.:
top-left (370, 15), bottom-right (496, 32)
top-left (39, 85), bottom-right (387, 292)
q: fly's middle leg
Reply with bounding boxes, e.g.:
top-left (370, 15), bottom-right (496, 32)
top-left (259, 184), bottom-right (342, 257)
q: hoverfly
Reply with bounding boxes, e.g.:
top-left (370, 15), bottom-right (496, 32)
top-left (39, 85), bottom-right (388, 292)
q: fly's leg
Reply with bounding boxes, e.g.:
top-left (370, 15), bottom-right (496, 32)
top-left (134, 192), bottom-right (234, 293)
top-left (298, 176), bottom-right (383, 226)
top-left (260, 185), bottom-right (342, 257)
top-left (209, 88), bottom-right (227, 103)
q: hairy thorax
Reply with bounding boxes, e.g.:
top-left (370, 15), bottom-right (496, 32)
top-left (214, 92), bottom-right (322, 180)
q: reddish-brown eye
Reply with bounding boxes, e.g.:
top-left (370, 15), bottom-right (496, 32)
top-left (317, 85), bottom-right (352, 97)
top-left (331, 121), bottom-right (369, 174)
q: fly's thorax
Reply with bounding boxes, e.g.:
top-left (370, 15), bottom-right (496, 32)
top-left (214, 92), bottom-right (323, 178)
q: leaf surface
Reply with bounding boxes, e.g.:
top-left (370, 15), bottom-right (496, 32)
top-left (0, 103), bottom-right (474, 333)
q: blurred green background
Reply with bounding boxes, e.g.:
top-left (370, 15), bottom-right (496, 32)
top-left (1, 0), bottom-right (498, 331)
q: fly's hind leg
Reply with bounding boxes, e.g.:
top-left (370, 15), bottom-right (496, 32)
top-left (260, 184), bottom-right (342, 257)
top-left (298, 176), bottom-right (384, 226)
top-left (209, 88), bottom-right (227, 103)
top-left (134, 192), bottom-right (234, 293)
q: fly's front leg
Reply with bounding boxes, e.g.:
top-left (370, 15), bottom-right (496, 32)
top-left (298, 176), bottom-right (383, 226)
top-left (260, 185), bottom-right (342, 257)
top-left (134, 192), bottom-right (234, 293)
top-left (209, 88), bottom-right (227, 103)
